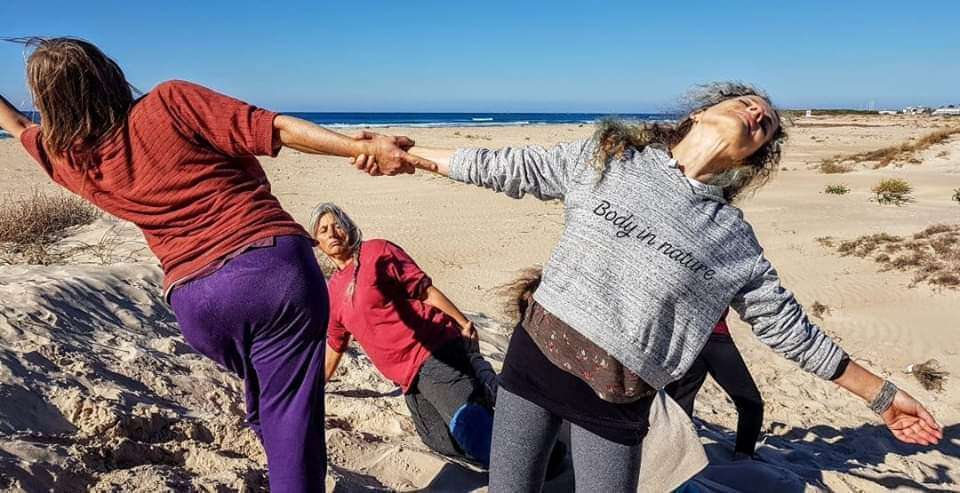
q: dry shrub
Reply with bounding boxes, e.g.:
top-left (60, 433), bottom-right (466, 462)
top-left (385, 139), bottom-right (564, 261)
top-left (871, 178), bottom-right (913, 206)
top-left (833, 225), bottom-right (960, 289)
top-left (910, 359), bottom-right (948, 392)
top-left (837, 232), bottom-right (902, 257)
top-left (810, 301), bottom-right (830, 318)
top-left (914, 224), bottom-right (954, 238)
top-left (818, 159), bottom-right (853, 174)
top-left (953, 188), bottom-right (960, 204)
top-left (816, 127), bottom-right (960, 172)
top-left (824, 184), bottom-right (850, 195)
top-left (815, 236), bottom-right (835, 248)
top-left (0, 191), bottom-right (100, 264)
top-left (888, 251), bottom-right (929, 270)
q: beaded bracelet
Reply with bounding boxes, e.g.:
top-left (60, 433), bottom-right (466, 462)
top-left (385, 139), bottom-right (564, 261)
top-left (869, 380), bottom-right (898, 415)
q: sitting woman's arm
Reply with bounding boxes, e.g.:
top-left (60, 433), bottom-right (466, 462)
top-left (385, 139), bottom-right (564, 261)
top-left (325, 342), bottom-right (348, 383)
top-left (0, 94), bottom-right (36, 139)
top-left (420, 285), bottom-right (476, 342)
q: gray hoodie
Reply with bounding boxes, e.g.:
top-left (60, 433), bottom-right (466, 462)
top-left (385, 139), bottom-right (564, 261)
top-left (450, 139), bottom-right (847, 389)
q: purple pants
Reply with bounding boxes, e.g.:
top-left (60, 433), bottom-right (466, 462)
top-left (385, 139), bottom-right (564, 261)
top-left (170, 235), bottom-right (328, 493)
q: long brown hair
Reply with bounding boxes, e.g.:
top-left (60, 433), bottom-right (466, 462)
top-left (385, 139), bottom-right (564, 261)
top-left (21, 37), bottom-right (135, 158)
top-left (497, 267), bottom-right (544, 325)
top-left (594, 82), bottom-right (787, 202)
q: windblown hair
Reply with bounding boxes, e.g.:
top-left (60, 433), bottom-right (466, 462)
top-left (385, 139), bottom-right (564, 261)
top-left (594, 82), bottom-right (787, 202)
top-left (309, 202), bottom-right (363, 299)
top-left (497, 267), bottom-right (544, 325)
top-left (16, 37), bottom-right (135, 159)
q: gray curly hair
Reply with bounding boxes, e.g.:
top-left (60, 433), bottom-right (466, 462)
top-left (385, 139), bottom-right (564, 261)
top-left (309, 202), bottom-right (363, 298)
top-left (594, 81), bottom-right (787, 202)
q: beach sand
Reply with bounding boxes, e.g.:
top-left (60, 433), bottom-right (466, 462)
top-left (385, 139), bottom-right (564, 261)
top-left (0, 116), bottom-right (958, 491)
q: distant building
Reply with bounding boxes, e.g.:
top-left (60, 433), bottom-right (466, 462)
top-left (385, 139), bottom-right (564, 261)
top-left (902, 106), bottom-right (932, 115)
top-left (878, 110), bottom-right (898, 115)
top-left (933, 106), bottom-right (960, 116)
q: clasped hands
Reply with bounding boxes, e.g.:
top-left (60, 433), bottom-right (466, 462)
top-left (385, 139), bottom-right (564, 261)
top-left (349, 130), bottom-right (436, 176)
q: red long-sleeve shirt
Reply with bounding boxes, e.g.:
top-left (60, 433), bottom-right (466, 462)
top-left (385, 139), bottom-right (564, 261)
top-left (20, 80), bottom-right (310, 289)
top-left (327, 240), bottom-right (461, 392)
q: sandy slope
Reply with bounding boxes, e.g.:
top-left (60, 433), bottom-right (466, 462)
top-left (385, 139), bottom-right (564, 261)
top-left (0, 116), bottom-right (958, 492)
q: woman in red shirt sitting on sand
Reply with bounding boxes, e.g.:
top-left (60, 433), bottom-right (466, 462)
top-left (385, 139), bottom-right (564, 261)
top-left (0, 37), bottom-right (429, 493)
top-left (312, 202), bottom-right (502, 466)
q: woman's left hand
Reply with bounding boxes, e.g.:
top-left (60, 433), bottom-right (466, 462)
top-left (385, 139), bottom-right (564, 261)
top-left (881, 389), bottom-right (943, 445)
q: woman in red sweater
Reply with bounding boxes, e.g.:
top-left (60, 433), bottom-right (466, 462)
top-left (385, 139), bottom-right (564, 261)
top-left (312, 202), bottom-right (499, 466)
top-left (0, 37), bottom-right (428, 493)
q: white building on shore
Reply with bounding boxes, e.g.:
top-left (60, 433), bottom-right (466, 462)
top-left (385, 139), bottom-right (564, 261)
top-left (932, 106), bottom-right (960, 116)
top-left (902, 106), bottom-right (932, 115)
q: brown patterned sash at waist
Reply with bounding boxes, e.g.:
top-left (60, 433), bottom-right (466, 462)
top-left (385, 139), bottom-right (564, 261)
top-left (522, 301), bottom-right (656, 403)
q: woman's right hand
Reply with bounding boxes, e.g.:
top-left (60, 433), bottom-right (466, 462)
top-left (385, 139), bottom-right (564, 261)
top-left (352, 131), bottom-right (438, 176)
top-left (881, 390), bottom-right (943, 445)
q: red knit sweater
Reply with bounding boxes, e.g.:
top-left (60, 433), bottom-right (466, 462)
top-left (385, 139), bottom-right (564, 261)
top-left (20, 80), bottom-right (310, 289)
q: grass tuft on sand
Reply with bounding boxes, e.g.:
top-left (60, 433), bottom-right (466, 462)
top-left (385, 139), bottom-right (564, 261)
top-left (834, 224), bottom-right (960, 289)
top-left (872, 178), bottom-right (913, 206)
top-left (817, 127), bottom-right (960, 172)
top-left (0, 190), bottom-right (100, 265)
top-left (910, 359), bottom-right (949, 392)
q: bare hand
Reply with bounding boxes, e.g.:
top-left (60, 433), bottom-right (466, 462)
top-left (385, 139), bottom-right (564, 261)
top-left (351, 131), bottom-right (438, 176)
top-left (881, 390), bottom-right (942, 445)
top-left (459, 321), bottom-right (480, 354)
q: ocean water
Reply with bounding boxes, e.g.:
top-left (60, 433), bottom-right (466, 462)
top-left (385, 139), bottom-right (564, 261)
top-left (284, 112), bottom-right (674, 128)
top-left (0, 112), bottom-right (673, 138)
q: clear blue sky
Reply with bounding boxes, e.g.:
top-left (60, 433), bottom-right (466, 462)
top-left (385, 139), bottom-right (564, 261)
top-left (2, 1), bottom-right (958, 112)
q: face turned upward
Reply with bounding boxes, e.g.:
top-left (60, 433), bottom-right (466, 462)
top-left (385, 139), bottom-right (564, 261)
top-left (693, 95), bottom-right (781, 165)
top-left (314, 213), bottom-right (351, 260)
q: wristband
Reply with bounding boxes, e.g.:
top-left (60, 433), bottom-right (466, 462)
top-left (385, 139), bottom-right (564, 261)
top-left (869, 380), bottom-right (898, 415)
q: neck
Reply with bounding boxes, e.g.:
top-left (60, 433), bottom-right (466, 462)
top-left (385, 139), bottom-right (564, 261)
top-left (331, 251), bottom-right (353, 270)
top-left (669, 126), bottom-right (731, 182)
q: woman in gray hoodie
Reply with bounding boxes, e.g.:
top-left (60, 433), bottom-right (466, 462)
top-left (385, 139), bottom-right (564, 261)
top-left (354, 82), bottom-right (942, 492)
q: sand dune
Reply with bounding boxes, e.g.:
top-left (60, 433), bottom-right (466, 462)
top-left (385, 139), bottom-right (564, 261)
top-left (1, 116), bottom-right (958, 492)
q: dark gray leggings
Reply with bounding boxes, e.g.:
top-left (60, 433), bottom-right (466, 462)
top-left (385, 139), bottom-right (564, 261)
top-left (489, 388), bottom-right (642, 492)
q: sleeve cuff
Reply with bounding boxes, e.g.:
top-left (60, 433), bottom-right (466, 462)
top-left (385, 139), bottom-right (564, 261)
top-left (328, 337), bottom-right (349, 353)
top-left (829, 355), bottom-right (851, 381)
top-left (253, 110), bottom-right (281, 157)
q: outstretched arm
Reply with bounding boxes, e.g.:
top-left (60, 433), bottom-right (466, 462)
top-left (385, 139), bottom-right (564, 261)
top-left (354, 136), bottom-right (590, 201)
top-left (405, 147), bottom-right (455, 176)
top-left (733, 254), bottom-right (941, 445)
top-left (0, 94), bottom-right (36, 139)
top-left (274, 117), bottom-right (433, 175)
